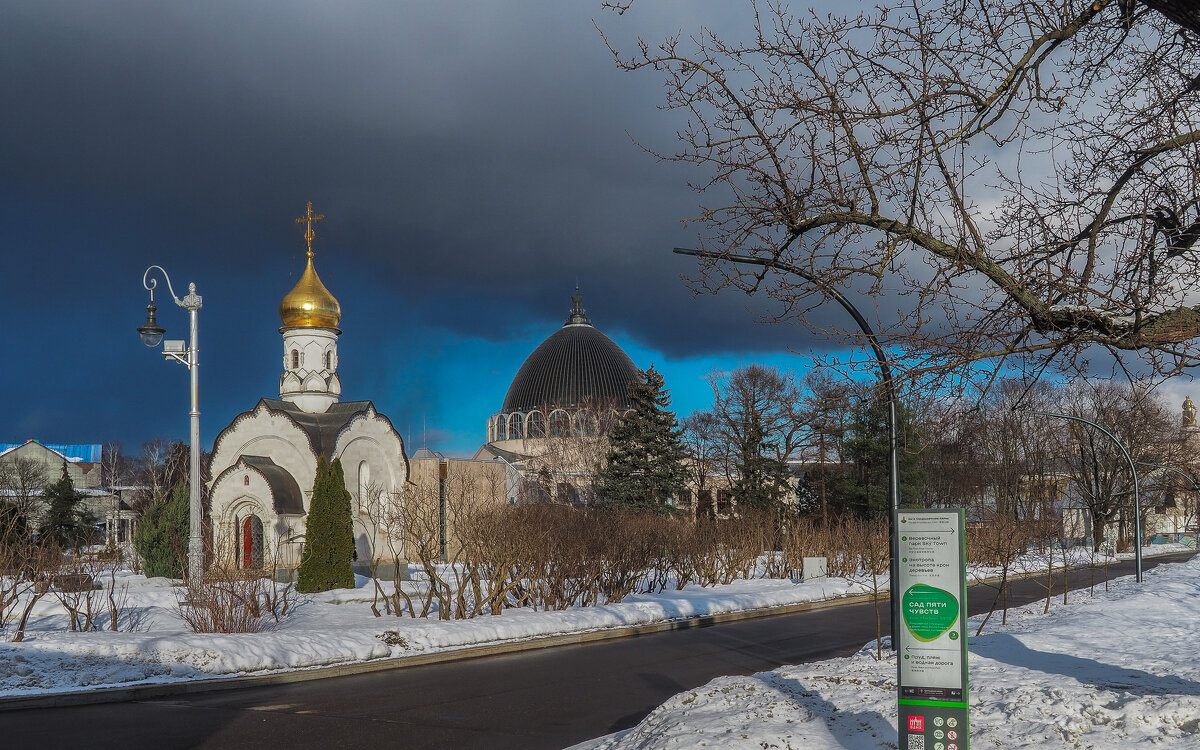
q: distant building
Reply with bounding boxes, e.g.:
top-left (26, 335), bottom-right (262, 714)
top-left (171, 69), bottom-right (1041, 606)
top-left (0, 440), bottom-right (136, 544)
top-left (474, 290), bottom-right (733, 513)
top-left (407, 447), bottom-right (512, 557)
top-left (0, 441), bottom-right (102, 489)
top-left (475, 290), bottom-right (638, 504)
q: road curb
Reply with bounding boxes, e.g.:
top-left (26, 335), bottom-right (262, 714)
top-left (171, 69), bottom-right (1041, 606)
top-left (1, 552), bottom-right (1188, 712)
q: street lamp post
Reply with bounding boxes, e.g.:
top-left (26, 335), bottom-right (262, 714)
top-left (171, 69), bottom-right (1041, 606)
top-left (673, 248), bottom-right (901, 649)
top-left (1025, 409), bottom-right (1143, 583)
top-left (137, 265), bottom-right (204, 585)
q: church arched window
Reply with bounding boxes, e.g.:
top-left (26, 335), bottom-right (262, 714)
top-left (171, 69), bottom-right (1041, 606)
top-left (243, 475), bottom-right (249, 486)
top-left (508, 413), bottom-right (524, 440)
top-left (358, 461), bottom-right (370, 513)
top-left (291, 349), bottom-right (300, 369)
top-left (324, 350), bottom-right (331, 370)
top-left (496, 416), bottom-right (508, 441)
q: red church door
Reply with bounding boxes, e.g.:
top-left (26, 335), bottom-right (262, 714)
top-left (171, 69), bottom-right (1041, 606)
top-left (241, 515), bottom-right (264, 569)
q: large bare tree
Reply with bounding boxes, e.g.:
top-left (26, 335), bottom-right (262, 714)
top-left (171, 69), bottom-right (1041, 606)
top-left (0, 456), bottom-right (47, 522)
top-left (604, 0), bottom-right (1200, 385)
top-left (698, 364), bottom-right (806, 509)
top-left (1060, 380), bottom-right (1174, 549)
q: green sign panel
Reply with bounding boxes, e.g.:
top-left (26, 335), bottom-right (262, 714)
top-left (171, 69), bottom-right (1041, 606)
top-left (897, 509), bottom-right (969, 750)
top-left (903, 583), bottom-right (960, 641)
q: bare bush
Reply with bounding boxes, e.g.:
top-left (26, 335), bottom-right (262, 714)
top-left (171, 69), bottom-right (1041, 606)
top-left (967, 510), bottom-right (1030, 635)
top-left (358, 481), bottom-right (414, 618)
top-left (2, 543), bottom-right (61, 642)
top-left (177, 536), bottom-right (299, 634)
top-left (368, 496), bottom-right (905, 622)
top-left (51, 554), bottom-right (103, 632)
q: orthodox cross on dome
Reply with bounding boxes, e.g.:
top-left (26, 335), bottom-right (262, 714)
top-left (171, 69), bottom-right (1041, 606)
top-left (294, 201), bottom-right (326, 259)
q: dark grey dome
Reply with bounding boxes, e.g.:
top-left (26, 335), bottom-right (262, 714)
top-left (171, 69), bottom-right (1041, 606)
top-left (501, 293), bottom-right (639, 414)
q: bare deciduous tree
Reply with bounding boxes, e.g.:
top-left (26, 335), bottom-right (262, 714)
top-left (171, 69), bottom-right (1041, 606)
top-left (603, 0), bottom-right (1200, 385)
top-left (967, 509), bottom-right (1030, 635)
top-left (133, 439), bottom-right (187, 511)
top-left (0, 456), bottom-right (47, 527)
top-left (358, 481), bottom-right (415, 618)
top-left (697, 364), bottom-right (806, 511)
top-left (680, 411), bottom-right (721, 514)
top-left (1061, 380), bottom-right (1173, 551)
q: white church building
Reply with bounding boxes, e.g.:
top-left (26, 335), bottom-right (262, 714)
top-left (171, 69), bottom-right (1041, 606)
top-left (208, 205), bottom-right (407, 571)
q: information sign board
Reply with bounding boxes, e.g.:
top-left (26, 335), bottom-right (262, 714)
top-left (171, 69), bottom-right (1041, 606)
top-left (897, 509), bottom-right (969, 750)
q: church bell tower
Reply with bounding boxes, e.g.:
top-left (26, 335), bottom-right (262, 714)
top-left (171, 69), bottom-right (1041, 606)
top-left (278, 202), bottom-right (342, 414)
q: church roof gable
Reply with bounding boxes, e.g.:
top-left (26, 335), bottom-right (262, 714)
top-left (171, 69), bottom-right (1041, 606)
top-left (257, 398), bottom-right (375, 459)
top-left (213, 456), bottom-right (306, 516)
top-left (240, 456), bottom-right (305, 516)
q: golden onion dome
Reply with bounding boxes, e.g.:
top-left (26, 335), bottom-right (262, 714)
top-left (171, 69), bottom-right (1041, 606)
top-left (279, 252), bottom-right (341, 329)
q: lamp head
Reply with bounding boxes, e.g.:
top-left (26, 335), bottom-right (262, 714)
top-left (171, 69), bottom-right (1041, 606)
top-left (137, 300), bottom-right (166, 348)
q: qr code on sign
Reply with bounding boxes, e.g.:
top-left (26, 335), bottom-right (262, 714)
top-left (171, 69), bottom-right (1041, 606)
top-left (908, 734), bottom-right (925, 750)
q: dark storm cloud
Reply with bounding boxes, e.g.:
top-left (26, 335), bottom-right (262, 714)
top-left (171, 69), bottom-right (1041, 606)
top-left (1, 0), bottom-right (834, 350)
top-left (1, 0), bottom-right (871, 452)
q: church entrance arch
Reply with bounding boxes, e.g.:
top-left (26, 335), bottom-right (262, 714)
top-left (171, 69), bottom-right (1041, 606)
top-left (241, 515), bottom-right (264, 569)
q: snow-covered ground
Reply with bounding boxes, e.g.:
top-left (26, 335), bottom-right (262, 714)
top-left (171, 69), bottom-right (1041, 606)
top-left (0, 540), bottom-right (1190, 750)
top-left (573, 550), bottom-right (1200, 750)
top-left (0, 566), bottom-right (873, 696)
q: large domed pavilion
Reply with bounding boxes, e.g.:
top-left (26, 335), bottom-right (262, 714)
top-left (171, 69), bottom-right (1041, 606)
top-left (483, 291), bottom-right (640, 454)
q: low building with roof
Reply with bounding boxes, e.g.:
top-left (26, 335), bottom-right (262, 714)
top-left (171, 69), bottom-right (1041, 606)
top-left (0, 440), bottom-right (139, 546)
top-left (0, 440), bottom-right (103, 490)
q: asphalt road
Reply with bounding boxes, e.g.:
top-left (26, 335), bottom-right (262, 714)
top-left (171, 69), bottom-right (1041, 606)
top-left (2, 552), bottom-right (1191, 750)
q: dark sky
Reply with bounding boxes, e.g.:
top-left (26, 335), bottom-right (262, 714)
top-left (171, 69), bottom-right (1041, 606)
top-left (0, 0), bottom-right (850, 457)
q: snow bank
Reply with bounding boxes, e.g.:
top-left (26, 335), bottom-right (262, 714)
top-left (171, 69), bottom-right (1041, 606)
top-left (575, 555), bottom-right (1200, 749)
top-left (0, 569), bottom-right (864, 696)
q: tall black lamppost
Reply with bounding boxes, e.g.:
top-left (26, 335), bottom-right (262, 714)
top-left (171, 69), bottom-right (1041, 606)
top-left (136, 265), bottom-right (204, 585)
top-left (673, 248), bottom-right (901, 648)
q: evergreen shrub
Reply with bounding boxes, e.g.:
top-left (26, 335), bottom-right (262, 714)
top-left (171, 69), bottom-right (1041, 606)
top-left (296, 456), bottom-right (356, 593)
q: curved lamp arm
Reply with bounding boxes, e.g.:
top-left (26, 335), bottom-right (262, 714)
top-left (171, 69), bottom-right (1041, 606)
top-left (1025, 408), bottom-right (1142, 583)
top-left (673, 246), bottom-right (902, 650)
top-left (143, 265), bottom-right (202, 312)
top-left (143, 265), bottom-right (179, 305)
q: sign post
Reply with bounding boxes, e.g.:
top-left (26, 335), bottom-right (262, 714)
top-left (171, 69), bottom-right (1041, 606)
top-left (897, 509), bottom-right (969, 750)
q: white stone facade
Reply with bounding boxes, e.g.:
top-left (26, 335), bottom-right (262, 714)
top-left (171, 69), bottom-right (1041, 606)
top-left (208, 399), bottom-right (407, 571)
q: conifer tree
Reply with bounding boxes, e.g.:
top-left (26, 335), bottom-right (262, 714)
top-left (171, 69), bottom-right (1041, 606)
top-left (595, 366), bottom-right (689, 512)
top-left (39, 461), bottom-right (96, 550)
top-left (732, 422), bottom-right (794, 513)
top-left (132, 483), bottom-right (189, 578)
top-left (828, 398), bottom-right (926, 518)
top-left (297, 456), bottom-right (356, 593)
